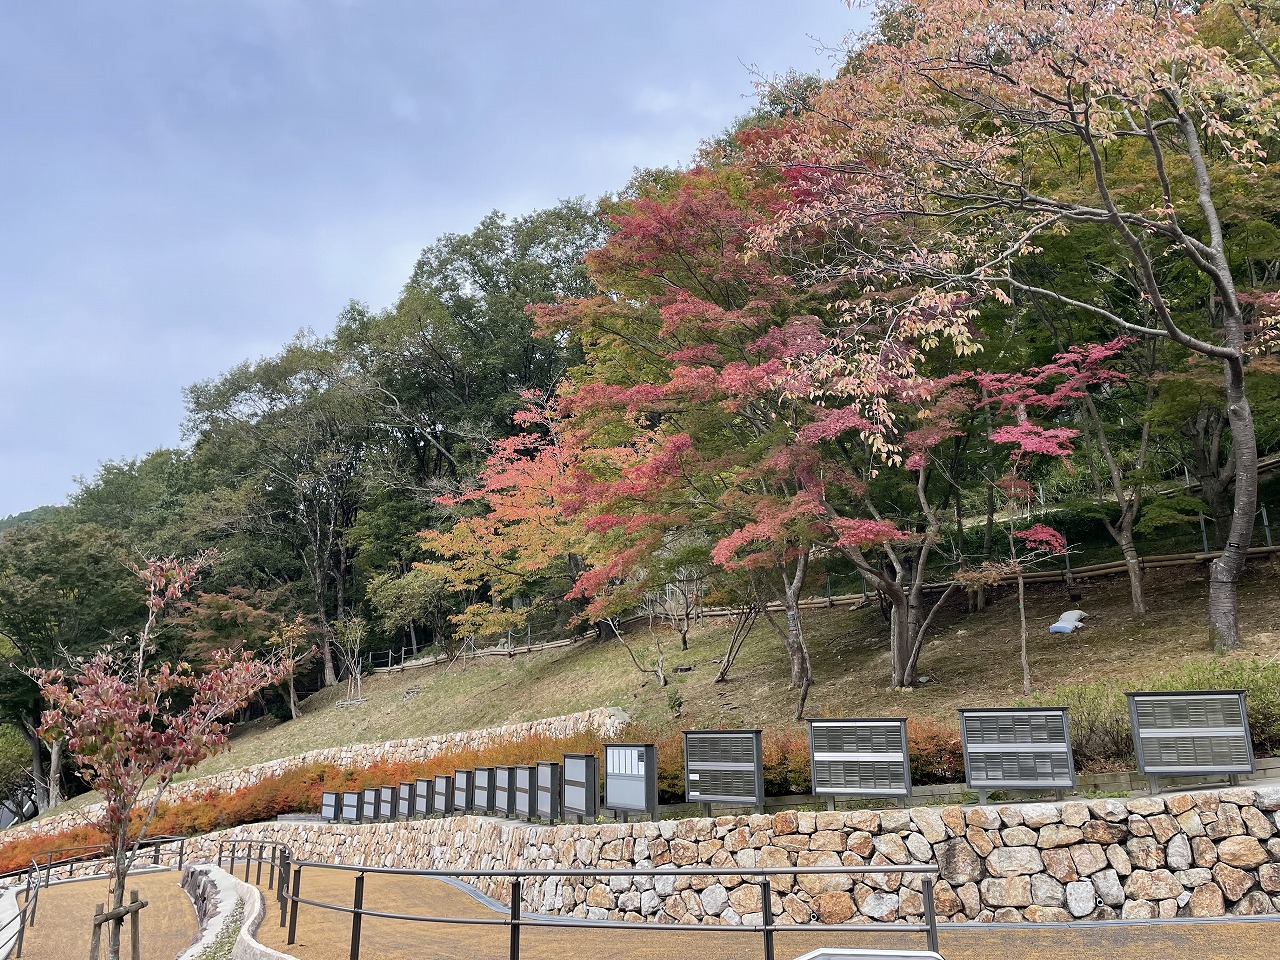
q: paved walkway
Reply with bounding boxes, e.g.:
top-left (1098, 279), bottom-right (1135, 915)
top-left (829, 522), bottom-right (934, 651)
top-left (252, 867), bottom-right (1280, 960)
top-left (13, 869), bottom-right (197, 960)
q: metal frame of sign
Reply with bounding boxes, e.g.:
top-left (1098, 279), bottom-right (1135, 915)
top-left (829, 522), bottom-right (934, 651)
top-left (340, 791), bottom-right (362, 824)
top-left (320, 791), bottom-right (339, 822)
top-left (473, 766), bottom-right (495, 815)
top-left (959, 707), bottom-right (1076, 804)
top-left (514, 764), bottom-right (534, 820)
top-left (396, 782), bottom-right (414, 820)
top-left (433, 773), bottom-right (454, 816)
top-left (535, 760), bottom-right (562, 825)
top-left (604, 743), bottom-right (658, 822)
top-left (561, 753), bottom-right (599, 824)
top-left (1127, 689), bottom-right (1255, 794)
top-left (453, 769), bottom-right (475, 814)
top-left (683, 729), bottom-right (765, 813)
top-left (807, 718), bottom-right (911, 809)
top-left (413, 778), bottom-right (433, 818)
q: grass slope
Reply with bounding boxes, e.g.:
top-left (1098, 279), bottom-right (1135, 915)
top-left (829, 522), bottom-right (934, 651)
top-left (191, 561), bottom-right (1280, 781)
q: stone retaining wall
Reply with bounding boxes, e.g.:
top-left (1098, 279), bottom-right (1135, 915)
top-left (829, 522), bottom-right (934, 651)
top-left (0, 708), bottom-right (627, 850)
top-left (196, 785), bottom-right (1280, 926)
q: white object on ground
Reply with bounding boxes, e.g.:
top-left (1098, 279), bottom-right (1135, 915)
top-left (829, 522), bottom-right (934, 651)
top-left (1049, 609), bottom-right (1089, 634)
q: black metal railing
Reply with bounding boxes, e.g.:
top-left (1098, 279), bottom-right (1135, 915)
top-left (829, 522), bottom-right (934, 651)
top-left (220, 843), bottom-right (941, 960)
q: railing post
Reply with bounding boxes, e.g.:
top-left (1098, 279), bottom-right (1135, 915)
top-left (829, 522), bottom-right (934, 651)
top-left (759, 878), bottom-right (775, 960)
top-left (151, 842), bottom-right (160, 865)
top-left (268, 847), bottom-right (276, 892)
top-left (922, 875), bottom-right (939, 955)
top-left (256, 843), bottom-right (265, 885)
top-left (244, 847), bottom-right (251, 882)
top-left (178, 838), bottom-right (186, 870)
top-left (43, 853), bottom-right (52, 890)
top-left (509, 878), bottom-right (522, 960)
top-left (349, 873), bottom-right (365, 960)
top-left (216, 842), bottom-right (223, 870)
top-left (279, 853), bottom-right (290, 928)
top-left (287, 865), bottom-right (302, 945)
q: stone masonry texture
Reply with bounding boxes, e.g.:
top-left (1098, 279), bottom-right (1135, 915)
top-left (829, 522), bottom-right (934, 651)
top-left (194, 785), bottom-right (1280, 926)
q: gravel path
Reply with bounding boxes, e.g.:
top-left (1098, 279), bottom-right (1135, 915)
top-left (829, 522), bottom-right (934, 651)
top-left (252, 867), bottom-right (1280, 960)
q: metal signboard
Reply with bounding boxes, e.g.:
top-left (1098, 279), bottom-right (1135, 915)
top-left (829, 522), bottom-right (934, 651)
top-left (413, 778), bottom-right (433, 818)
top-left (320, 791), bottom-right (339, 822)
top-left (604, 743), bottom-right (658, 821)
top-left (683, 729), bottom-right (765, 811)
top-left (473, 766), bottom-right (496, 815)
top-left (959, 707), bottom-right (1075, 803)
top-left (433, 774), bottom-right (454, 816)
top-left (453, 769), bottom-right (475, 814)
top-left (361, 787), bottom-right (379, 822)
top-left (340, 791), bottom-right (362, 823)
top-left (536, 760), bottom-right (562, 824)
top-left (561, 753), bottom-right (599, 824)
top-left (494, 766), bottom-right (517, 818)
top-left (1127, 690), bottom-right (1255, 793)
top-left (514, 764), bottom-right (534, 819)
top-left (396, 782), bottom-right (414, 820)
top-left (378, 784), bottom-right (396, 821)
top-left (807, 718), bottom-right (911, 808)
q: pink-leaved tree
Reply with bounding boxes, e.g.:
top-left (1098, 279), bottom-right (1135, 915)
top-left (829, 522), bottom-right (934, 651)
top-left (32, 552), bottom-right (287, 960)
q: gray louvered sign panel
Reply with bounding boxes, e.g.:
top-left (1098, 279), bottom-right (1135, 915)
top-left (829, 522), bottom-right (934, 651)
top-left (960, 708), bottom-right (1075, 791)
top-left (536, 761), bottom-right (562, 824)
top-left (1128, 691), bottom-right (1254, 775)
top-left (433, 774), bottom-right (454, 816)
top-left (340, 791), bottom-right (362, 823)
top-left (495, 766), bottom-right (516, 817)
top-left (562, 753), bottom-right (598, 822)
top-left (320, 791), bottom-right (339, 821)
top-left (605, 744), bottom-right (658, 819)
top-left (808, 719), bottom-right (911, 799)
top-left (378, 785), bottom-right (396, 820)
top-left (514, 765), bottom-right (534, 818)
top-left (684, 730), bottom-right (765, 805)
top-left (361, 787), bottom-right (379, 821)
top-left (454, 769), bottom-right (474, 813)
top-left (473, 767), bottom-right (495, 814)
top-left (414, 778), bottom-right (433, 817)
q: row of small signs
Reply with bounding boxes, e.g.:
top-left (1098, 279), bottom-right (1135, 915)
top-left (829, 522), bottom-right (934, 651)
top-left (318, 690), bottom-right (1255, 824)
top-left (322, 757), bottom-right (585, 826)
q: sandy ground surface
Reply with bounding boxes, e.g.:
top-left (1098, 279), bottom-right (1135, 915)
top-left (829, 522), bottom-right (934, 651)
top-left (14, 869), bottom-right (197, 960)
top-left (252, 867), bottom-right (1280, 960)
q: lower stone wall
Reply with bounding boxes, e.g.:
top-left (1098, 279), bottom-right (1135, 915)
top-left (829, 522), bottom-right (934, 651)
top-left (197, 785), bottom-right (1280, 926)
top-left (0, 708), bottom-right (627, 850)
top-left (180, 863), bottom-right (294, 960)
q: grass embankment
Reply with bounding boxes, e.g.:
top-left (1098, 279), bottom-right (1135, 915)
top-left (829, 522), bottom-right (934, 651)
top-left (196, 560), bottom-right (1280, 779)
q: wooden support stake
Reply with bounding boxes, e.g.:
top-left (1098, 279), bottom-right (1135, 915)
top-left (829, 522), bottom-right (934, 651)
top-left (88, 904), bottom-right (104, 960)
top-left (129, 891), bottom-right (141, 960)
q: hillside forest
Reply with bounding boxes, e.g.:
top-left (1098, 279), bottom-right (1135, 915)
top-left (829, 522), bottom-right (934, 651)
top-left (4, 1), bottom-right (1280, 815)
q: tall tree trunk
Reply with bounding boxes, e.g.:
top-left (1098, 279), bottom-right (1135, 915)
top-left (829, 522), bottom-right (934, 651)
top-left (1018, 569), bottom-right (1031, 695)
top-left (1117, 516), bottom-right (1146, 616)
top-left (1210, 357), bottom-right (1258, 650)
top-left (779, 554), bottom-right (813, 719)
top-left (408, 620), bottom-right (419, 655)
top-left (20, 722), bottom-right (49, 812)
top-left (47, 739), bottom-right (63, 809)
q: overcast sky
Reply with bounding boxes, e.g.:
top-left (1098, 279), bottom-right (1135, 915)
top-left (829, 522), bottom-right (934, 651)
top-left (0, 1), bottom-right (864, 518)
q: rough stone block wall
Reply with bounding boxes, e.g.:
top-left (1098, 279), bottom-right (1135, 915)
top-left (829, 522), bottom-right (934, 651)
top-left (0, 708), bottom-right (627, 851)
top-left (196, 786), bottom-right (1280, 925)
